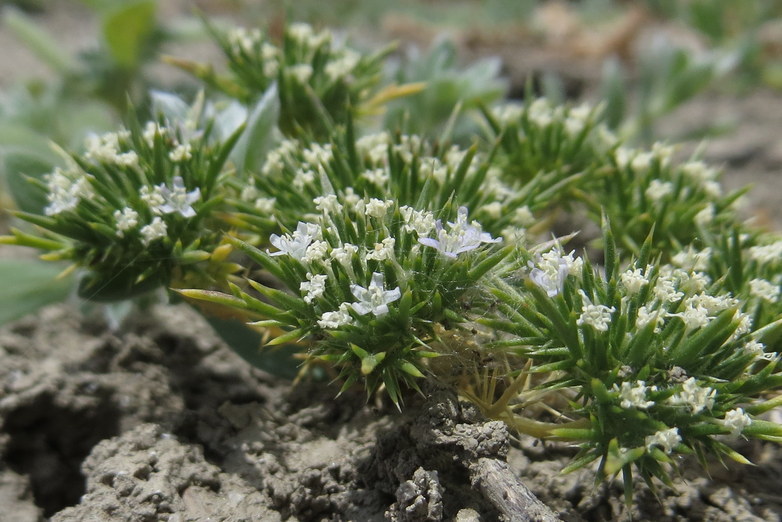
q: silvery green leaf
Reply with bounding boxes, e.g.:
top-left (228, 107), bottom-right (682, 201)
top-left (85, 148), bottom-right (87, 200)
top-left (230, 83), bottom-right (280, 173)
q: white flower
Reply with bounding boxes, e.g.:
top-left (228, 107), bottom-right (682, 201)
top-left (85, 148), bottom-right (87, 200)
top-left (140, 184), bottom-right (166, 211)
top-left (743, 340), bottom-right (766, 359)
top-left (732, 311), bottom-right (752, 339)
top-left (722, 408), bottom-right (752, 438)
top-left (694, 204), bottom-right (715, 227)
top-left (143, 121), bottom-right (167, 147)
top-left (748, 242), bottom-right (782, 265)
top-left (419, 207), bottom-right (500, 258)
top-left (652, 142), bottom-right (674, 165)
top-left (687, 293), bottom-right (735, 315)
top-left (513, 206), bottom-right (535, 227)
top-left (303, 240), bottom-right (330, 264)
top-left (140, 217), bottom-right (168, 245)
top-left (342, 187), bottom-right (361, 208)
top-left (313, 194), bottom-right (343, 214)
top-left (669, 377), bottom-right (716, 414)
top-left (356, 132), bottom-right (390, 164)
top-left (300, 273), bottom-right (328, 304)
top-left (672, 246), bottom-right (711, 271)
top-left (645, 179), bottom-right (673, 203)
top-left (653, 272), bottom-right (684, 303)
top-left (114, 207), bottom-right (139, 237)
top-left (361, 168), bottom-right (389, 186)
top-left (492, 103), bottom-right (523, 124)
top-left (527, 98), bottom-right (553, 127)
top-left (399, 206), bottom-right (436, 236)
top-left (749, 278), bottom-right (780, 303)
top-left (620, 267), bottom-right (649, 295)
top-left (293, 169), bottom-right (316, 190)
top-left (302, 144), bottom-right (333, 167)
top-left (576, 291), bottom-right (615, 332)
top-left (645, 428), bottom-right (681, 454)
top-left (44, 169), bottom-right (93, 216)
top-left (564, 115), bottom-right (584, 136)
top-left (254, 197), bottom-right (276, 213)
top-left (262, 150), bottom-right (286, 176)
top-left (85, 132), bottom-right (136, 165)
top-left (115, 151), bottom-right (139, 167)
top-left (157, 176), bottom-right (201, 218)
top-left (288, 23), bottom-right (318, 44)
top-left (318, 303), bottom-right (354, 329)
top-left (350, 272), bottom-right (401, 317)
top-left (673, 304), bottom-right (711, 332)
top-left (330, 243), bottom-right (359, 265)
top-left (227, 27), bottom-right (262, 53)
top-left (614, 381), bottom-right (656, 410)
top-left (420, 158), bottom-right (448, 184)
top-left (636, 305), bottom-right (663, 332)
top-left (289, 63), bottom-right (313, 83)
top-left (325, 50), bottom-right (360, 81)
top-left (269, 222), bottom-right (320, 260)
top-left (682, 161), bottom-right (717, 184)
top-left (365, 198), bottom-right (394, 219)
top-left (678, 271), bottom-right (711, 294)
top-left (614, 147), bottom-right (635, 169)
top-left (703, 180), bottom-right (722, 198)
top-left (169, 143), bottom-right (192, 162)
top-left (366, 238), bottom-right (395, 261)
top-left (481, 202), bottom-right (503, 219)
top-left (528, 248), bottom-right (581, 297)
top-left (631, 152), bottom-right (653, 171)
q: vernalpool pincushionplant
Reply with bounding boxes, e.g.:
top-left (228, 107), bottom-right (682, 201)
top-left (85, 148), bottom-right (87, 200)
top-left (2, 21), bottom-right (782, 504)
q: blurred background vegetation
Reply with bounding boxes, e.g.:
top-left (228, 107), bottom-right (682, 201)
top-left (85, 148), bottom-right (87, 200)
top-left (0, 0), bottom-right (781, 324)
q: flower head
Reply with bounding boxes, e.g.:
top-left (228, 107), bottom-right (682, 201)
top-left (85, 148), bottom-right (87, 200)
top-left (721, 408), bottom-right (751, 439)
top-left (269, 222), bottom-right (320, 260)
top-left (114, 207), bottom-right (139, 237)
top-left (614, 381), bottom-right (656, 410)
top-left (577, 290), bottom-right (615, 332)
top-left (419, 207), bottom-right (500, 258)
top-left (350, 272), bottom-right (401, 317)
top-left (140, 217), bottom-right (168, 245)
top-left (158, 176), bottom-right (201, 218)
top-left (528, 248), bottom-right (581, 297)
top-left (645, 428), bottom-right (681, 454)
top-left (669, 377), bottom-right (716, 414)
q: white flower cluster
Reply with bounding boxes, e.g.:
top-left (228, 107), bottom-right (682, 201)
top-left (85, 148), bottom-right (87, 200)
top-left (84, 131), bottom-right (138, 167)
top-left (620, 266), bottom-right (651, 295)
top-left (645, 427), bottom-right (681, 454)
top-left (681, 160), bottom-right (722, 198)
top-left (528, 247), bottom-right (582, 297)
top-left (749, 278), bottom-right (780, 303)
top-left (44, 168), bottom-right (94, 216)
top-left (418, 207), bottom-right (501, 258)
top-left (721, 408), bottom-right (752, 438)
top-left (577, 290), bottom-right (615, 332)
top-left (614, 381), bottom-right (656, 409)
top-left (748, 241), bottom-right (782, 265)
top-left (669, 377), bottom-right (716, 414)
top-left (226, 27), bottom-right (262, 54)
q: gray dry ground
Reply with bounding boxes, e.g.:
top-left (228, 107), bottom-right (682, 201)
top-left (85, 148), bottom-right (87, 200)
top-left (3, 2), bottom-right (782, 521)
top-left (1, 304), bottom-right (782, 521)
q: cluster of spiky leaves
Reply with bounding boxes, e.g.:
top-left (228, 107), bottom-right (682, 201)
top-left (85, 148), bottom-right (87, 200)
top-left (3, 21), bottom-right (782, 499)
top-left (170, 21), bottom-right (391, 139)
top-left (2, 102), bottom-right (246, 300)
top-left (475, 221), bottom-right (782, 498)
top-left (229, 123), bottom-right (536, 242)
top-left (185, 196), bottom-right (512, 404)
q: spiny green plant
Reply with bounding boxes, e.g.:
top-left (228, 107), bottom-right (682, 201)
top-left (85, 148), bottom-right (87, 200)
top-left (2, 20), bottom-right (781, 503)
